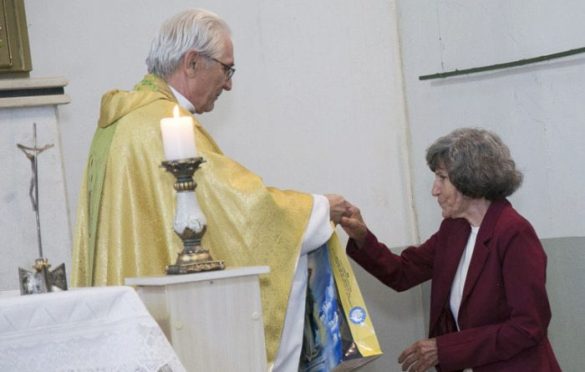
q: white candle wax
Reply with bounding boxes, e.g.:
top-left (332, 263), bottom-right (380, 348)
top-left (160, 105), bottom-right (197, 160)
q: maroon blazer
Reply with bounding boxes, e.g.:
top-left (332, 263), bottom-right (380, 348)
top-left (347, 199), bottom-right (560, 371)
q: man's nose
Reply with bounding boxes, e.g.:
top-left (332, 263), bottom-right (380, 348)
top-left (223, 78), bottom-right (232, 91)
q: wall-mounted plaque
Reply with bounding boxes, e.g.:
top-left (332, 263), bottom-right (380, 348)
top-left (0, 0), bottom-right (32, 74)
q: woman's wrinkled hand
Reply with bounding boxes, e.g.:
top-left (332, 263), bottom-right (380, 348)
top-left (339, 205), bottom-right (368, 246)
top-left (398, 338), bottom-right (438, 372)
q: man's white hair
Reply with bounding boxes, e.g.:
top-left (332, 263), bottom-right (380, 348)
top-left (146, 9), bottom-right (231, 79)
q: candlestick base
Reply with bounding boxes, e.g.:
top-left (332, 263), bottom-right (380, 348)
top-left (162, 157), bottom-right (225, 275)
top-left (167, 257), bottom-right (225, 275)
top-left (166, 226), bottom-right (225, 274)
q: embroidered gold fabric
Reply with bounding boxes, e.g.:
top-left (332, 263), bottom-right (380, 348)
top-left (72, 75), bottom-right (312, 362)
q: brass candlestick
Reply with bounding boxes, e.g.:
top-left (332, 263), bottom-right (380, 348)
top-left (162, 157), bottom-right (224, 274)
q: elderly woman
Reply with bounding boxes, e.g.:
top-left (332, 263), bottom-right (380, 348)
top-left (340, 128), bottom-right (560, 371)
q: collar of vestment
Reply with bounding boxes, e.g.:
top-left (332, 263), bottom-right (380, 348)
top-left (168, 85), bottom-right (196, 114)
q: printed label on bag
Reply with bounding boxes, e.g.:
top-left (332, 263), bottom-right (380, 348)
top-left (349, 306), bottom-right (367, 325)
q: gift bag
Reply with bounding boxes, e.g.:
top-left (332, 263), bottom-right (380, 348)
top-left (299, 233), bottom-right (382, 371)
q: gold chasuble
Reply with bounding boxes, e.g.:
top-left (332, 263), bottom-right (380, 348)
top-left (72, 74), bottom-right (313, 363)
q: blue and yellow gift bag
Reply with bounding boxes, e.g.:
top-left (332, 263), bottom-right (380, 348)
top-left (299, 233), bottom-right (382, 371)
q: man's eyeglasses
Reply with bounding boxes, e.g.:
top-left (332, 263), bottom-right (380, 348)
top-left (208, 56), bottom-right (236, 80)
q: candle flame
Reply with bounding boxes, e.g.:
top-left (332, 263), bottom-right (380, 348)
top-left (173, 105), bottom-right (180, 118)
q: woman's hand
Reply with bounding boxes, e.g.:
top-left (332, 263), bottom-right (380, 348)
top-left (339, 205), bottom-right (368, 246)
top-left (398, 338), bottom-right (438, 372)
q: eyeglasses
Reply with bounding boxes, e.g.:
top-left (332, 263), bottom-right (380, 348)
top-left (208, 56), bottom-right (236, 80)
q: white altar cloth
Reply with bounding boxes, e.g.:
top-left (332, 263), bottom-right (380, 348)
top-left (0, 286), bottom-right (185, 372)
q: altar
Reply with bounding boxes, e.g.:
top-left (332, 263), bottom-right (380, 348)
top-left (0, 286), bottom-right (185, 371)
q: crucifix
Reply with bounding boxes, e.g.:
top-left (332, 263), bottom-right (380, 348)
top-left (17, 123), bottom-right (67, 295)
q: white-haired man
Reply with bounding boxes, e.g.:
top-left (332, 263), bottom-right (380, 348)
top-left (72, 9), bottom-right (349, 371)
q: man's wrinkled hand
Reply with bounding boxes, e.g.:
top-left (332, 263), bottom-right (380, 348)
top-left (325, 194), bottom-right (351, 225)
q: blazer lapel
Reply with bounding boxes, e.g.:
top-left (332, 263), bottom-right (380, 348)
top-left (429, 220), bottom-right (469, 333)
top-left (437, 230), bottom-right (468, 302)
top-left (461, 239), bottom-right (490, 302)
top-left (461, 199), bottom-right (509, 304)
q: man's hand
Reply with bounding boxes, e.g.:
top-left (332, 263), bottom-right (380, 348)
top-left (398, 338), bottom-right (438, 372)
top-left (325, 194), bottom-right (351, 225)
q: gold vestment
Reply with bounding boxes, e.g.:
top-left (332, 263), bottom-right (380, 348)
top-left (72, 74), bottom-right (313, 362)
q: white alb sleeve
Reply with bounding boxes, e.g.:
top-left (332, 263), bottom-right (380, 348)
top-left (300, 194), bottom-right (333, 254)
top-left (271, 194), bottom-right (333, 372)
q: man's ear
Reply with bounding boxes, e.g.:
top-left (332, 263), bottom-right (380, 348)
top-left (184, 50), bottom-right (199, 77)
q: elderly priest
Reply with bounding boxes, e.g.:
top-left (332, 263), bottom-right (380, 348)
top-left (72, 8), bottom-right (351, 371)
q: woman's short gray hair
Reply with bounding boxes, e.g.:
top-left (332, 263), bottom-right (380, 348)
top-left (146, 9), bottom-right (231, 79)
top-left (426, 128), bottom-right (523, 200)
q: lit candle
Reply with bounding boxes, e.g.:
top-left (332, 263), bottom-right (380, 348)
top-left (160, 105), bottom-right (197, 160)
